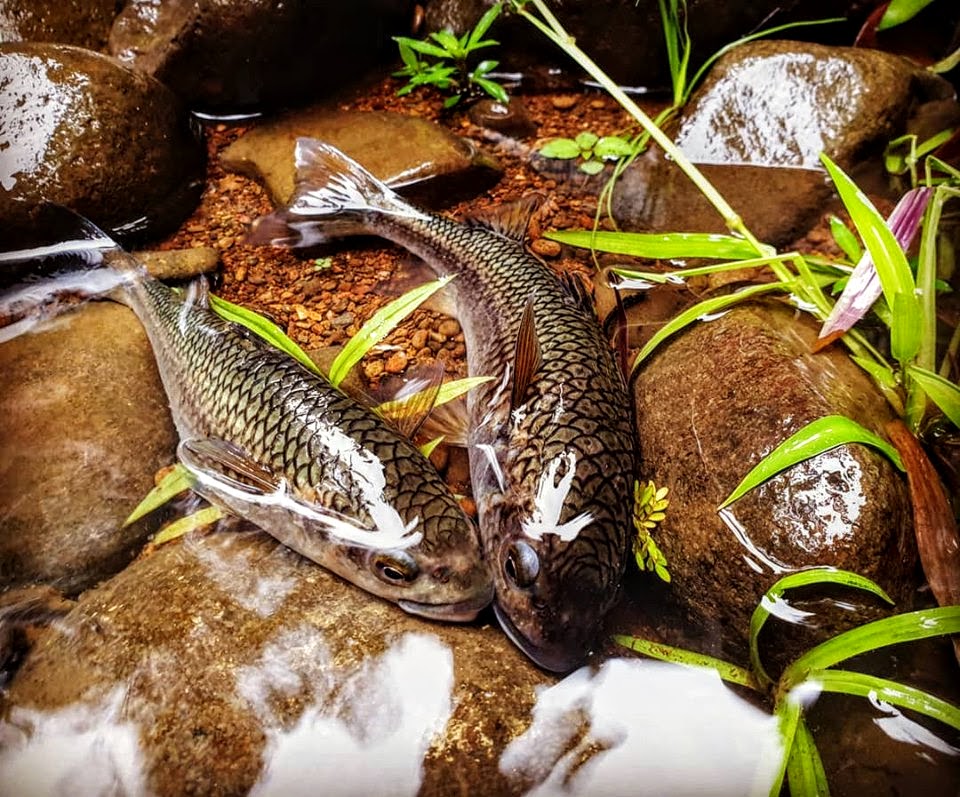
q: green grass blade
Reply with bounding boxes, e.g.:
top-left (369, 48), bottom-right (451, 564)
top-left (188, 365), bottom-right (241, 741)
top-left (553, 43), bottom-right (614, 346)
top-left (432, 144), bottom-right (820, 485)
top-left (719, 415), bottom-right (905, 509)
top-left (878, 0), bottom-right (936, 30)
top-left (786, 715), bottom-right (831, 797)
top-left (769, 697), bottom-right (802, 797)
top-left (820, 154), bottom-right (915, 307)
top-left (153, 505), bottom-right (224, 546)
top-left (546, 229), bottom-right (759, 260)
top-left (907, 365), bottom-right (960, 428)
top-left (376, 375), bottom-right (494, 420)
top-left (780, 606), bottom-right (960, 692)
top-left (210, 295), bottom-right (321, 377)
top-left (810, 668), bottom-right (960, 732)
top-left (633, 281), bottom-right (789, 371)
top-left (609, 252), bottom-right (800, 287)
top-left (419, 435), bottom-right (444, 458)
top-left (612, 634), bottom-right (759, 690)
top-left (328, 275), bottom-right (454, 388)
top-left (124, 464), bottom-right (195, 526)
top-left (749, 568), bottom-right (894, 688)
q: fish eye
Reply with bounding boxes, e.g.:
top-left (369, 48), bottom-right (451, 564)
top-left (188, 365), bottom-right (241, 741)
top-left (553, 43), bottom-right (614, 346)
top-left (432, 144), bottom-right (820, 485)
top-left (373, 552), bottom-right (419, 584)
top-left (503, 541), bottom-right (540, 588)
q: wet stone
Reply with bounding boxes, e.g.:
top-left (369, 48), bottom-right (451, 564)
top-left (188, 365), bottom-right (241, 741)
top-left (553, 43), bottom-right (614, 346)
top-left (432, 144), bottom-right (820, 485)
top-left (220, 109), bottom-right (501, 210)
top-left (0, 0), bottom-right (119, 50)
top-left (133, 248), bottom-right (220, 281)
top-left (0, 43), bottom-right (205, 259)
top-left (632, 301), bottom-right (917, 661)
top-left (0, 303), bottom-right (178, 595)
top-left (466, 98), bottom-right (537, 138)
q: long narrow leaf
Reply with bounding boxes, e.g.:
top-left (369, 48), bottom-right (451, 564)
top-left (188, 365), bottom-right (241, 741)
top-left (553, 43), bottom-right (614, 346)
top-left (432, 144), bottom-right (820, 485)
top-left (124, 464), bottom-right (195, 526)
top-left (878, 0), bottom-right (937, 30)
top-left (609, 252), bottom-right (801, 288)
top-left (786, 716), bottom-right (830, 797)
top-left (376, 375), bottom-right (494, 420)
top-left (749, 569), bottom-right (893, 688)
top-left (780, 607), bottom-right (960, 692)
top-left (612, 634), bottom-right (759, 690)
top-left (328, 276), bottom-right (454, 388)
top-left (908, 365), bottom-right (960, 429)
top-left (546, 229), bottom-right (759, 260)
top-left (210, 295), bottom-right (321, 376)
top-left (768, 697), bottom-right (803, 797)
top-left (810, 669), bottom-right (960, 732)
top-left (153, 506), bottom-right (224, 546)
top-left (633, 281), bottom-right (789, 370)
top-left (467, 2), bottom-right (503, 49)
top-left (719, 415), bottom-right (905, 509)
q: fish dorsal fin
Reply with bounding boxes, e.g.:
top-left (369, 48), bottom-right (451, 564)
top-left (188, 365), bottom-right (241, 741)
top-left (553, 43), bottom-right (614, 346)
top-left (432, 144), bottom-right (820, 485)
top-left (183, 277), bottom-right (211, 310)
top-left (465, 195), bottom-right (542, 243)
top-left (511, 296), bottom-right (542, 410)
top-left (560, 271), bottom-right (595, 313)
top-left (178, 438), bottom-right (280, 495)
top-left (375, 363), bottom-right (445, 439)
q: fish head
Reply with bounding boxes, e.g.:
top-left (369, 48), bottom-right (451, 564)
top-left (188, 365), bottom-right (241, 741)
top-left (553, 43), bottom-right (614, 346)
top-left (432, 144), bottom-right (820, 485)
top-left (483, 496), bottom-right (623, 673)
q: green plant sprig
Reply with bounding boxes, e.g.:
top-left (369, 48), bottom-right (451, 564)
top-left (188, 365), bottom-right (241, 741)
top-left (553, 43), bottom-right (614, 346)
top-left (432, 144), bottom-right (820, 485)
top-left (538, 131), bottom-right (636, 175)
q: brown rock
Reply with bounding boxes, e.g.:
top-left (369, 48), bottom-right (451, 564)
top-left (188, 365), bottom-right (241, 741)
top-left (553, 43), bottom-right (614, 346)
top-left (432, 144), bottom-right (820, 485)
top-left (0, 0), bottom-right (119, 50)
top-left (632, 301), bottom-right (916, 659)
top-left (133, 248), bottom-right (220, 281)
top-left (384, 351), bottom-right (409, 374)
top-left (530, 238), bottom-right (562, 258)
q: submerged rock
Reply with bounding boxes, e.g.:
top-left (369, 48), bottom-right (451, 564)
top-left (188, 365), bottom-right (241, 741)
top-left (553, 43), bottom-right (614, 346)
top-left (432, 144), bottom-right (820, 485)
top-left (0, 43), bottom-right (205, 253)
top-left (221, 109), bottom-right (501, 209)
top-left (0, 303), bottom-right (177, 595)
top-left (2, 530), bottom-right (551, 796)
top-left (108, 0), bottom-right (412, 113)
top-left (612, 40), bottom-right (956, 244)
top-left (632, 301), bottom-right (917, 659)
top-left (0, 0), bottom-right (119, 51)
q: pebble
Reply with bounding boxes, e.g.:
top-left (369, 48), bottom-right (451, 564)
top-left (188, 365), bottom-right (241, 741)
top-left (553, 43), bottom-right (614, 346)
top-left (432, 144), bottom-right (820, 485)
top-left (531, 239), bottom-right (561, 258)
top-left (552, 95), bottom-right (579, 110)
top-left (363, 360), bottom-right (385, 380)
top-left (330, 312), bottom-right (354, 328)
top-left (384, 351), bottom-right (408, 374)
top-left (438, 319), bottom-right (461, 337)
top-left (411, 329), bottom-right (430, 349)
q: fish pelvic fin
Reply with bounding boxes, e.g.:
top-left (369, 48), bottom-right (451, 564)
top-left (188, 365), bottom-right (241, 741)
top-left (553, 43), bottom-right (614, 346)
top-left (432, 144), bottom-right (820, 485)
top-left (247, 138), bottom-right (428, 248)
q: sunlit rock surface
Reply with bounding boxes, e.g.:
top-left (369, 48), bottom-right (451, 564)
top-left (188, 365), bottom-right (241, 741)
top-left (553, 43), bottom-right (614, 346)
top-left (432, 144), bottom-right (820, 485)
top-left (221, 110), bottom-right (501, 210)
top-left (0, 303), bottom-right (177, 594)
top-left (108, 0), bottom-right (412, 113)
top-left (0, 0), bottom-right (118, 50)
top-left (0, 43), bottom-right (204, 251)
top-left (612, 40), bottom-right (957, 244)
top-left (631, 302), bottom-right (917, 659)
top-left (2, 527), bottom-right (793, 795)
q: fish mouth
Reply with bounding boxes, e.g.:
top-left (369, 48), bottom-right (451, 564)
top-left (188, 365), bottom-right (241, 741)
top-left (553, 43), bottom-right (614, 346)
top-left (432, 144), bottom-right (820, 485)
top-left (399, 585), bottom-right (494, 623)
top-left (493, 602), bottom-right (586, 674)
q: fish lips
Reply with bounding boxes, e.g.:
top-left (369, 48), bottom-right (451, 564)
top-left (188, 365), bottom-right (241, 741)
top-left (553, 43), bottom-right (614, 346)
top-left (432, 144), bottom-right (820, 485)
top-left (399, 584), bottom-right (494, 623)
top-left (493, 601), bottom-right (589, 674)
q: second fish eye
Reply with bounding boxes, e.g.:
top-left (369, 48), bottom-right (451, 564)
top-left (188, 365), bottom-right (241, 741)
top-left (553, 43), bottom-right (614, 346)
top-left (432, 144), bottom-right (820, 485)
top-left (503, 541), bottom-right (540, 588)
top-left (373, 552), bottom-right (419, 584)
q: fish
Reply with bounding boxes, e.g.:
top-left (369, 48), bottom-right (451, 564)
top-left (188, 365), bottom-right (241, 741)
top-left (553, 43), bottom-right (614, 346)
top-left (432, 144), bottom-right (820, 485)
top-left (251, 138), bottom-right (638, 671)
top-left (0, 213), bottom-right (493, 622)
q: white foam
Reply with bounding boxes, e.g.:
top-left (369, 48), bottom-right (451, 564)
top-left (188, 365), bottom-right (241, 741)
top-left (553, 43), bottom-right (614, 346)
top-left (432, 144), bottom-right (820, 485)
top-left (500, 658), bottom-right (783, 797)
top-left (0, 688), bottom-right (148, 796)
top-left (249, 632), bottom-right (455, 797)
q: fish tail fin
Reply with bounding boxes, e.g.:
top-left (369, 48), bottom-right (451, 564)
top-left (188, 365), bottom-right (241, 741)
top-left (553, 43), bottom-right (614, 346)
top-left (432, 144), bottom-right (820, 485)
top-left (247, 137), bottom-right (426, 248)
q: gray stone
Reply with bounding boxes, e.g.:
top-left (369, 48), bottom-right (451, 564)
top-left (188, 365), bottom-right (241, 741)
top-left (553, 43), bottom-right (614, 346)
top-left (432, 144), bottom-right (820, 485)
top-left (0, 302), bottom-right (178, 594)
top-left (221, 109), bottom-right (501, 209)
top-left (0, 43), bottom-right (204, 264)
top-left (108, 0), bottom-right (412, 113)
top-left (632, 301), bottom-right (917, 659)
top-left (133, 248), bottom-right (220, 281)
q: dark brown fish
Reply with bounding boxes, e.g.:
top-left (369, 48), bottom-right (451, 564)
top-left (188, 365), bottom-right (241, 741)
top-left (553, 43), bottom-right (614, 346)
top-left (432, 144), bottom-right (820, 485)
top-left (253, 139), bottom-right (637, 671)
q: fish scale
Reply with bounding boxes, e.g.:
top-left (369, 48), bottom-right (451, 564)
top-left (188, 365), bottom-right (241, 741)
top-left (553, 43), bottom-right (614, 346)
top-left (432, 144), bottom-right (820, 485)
top-left (256, 138), bottom-right (638, 671)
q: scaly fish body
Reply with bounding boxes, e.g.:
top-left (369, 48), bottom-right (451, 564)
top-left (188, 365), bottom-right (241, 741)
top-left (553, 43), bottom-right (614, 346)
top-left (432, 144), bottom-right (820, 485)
top-left (19, 221), bottom-right (492, 621)
top-left (255, 139), bottom-right (637, 671)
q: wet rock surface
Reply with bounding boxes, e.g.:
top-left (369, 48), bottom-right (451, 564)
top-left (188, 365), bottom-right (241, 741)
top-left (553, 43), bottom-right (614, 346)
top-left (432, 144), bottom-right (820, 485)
top-left (0, 43), bottom-right (205, 251)
top-left (2, 530), bottom-right (551, 796)
top-left (0, 0), bottom-right (120, 51)
top-left (108, 0), bottom-right (412, 113)
top-left (632, 301), bottom-right (917, 658)
top-left (0, 303), bottom-right (178, 595)
top-left (221, 109), bottom-right (501, 209)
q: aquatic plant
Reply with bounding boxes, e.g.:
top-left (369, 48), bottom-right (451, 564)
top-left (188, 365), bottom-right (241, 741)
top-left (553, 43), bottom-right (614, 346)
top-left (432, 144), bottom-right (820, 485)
top-left (615, 569), bottom-right (960, 796)
top-left (537, 131), bottom-right (634, 175)
top-left (393, 3), bottom-right (509, 109)
top-left (632, 480), bottom-right (670, 582)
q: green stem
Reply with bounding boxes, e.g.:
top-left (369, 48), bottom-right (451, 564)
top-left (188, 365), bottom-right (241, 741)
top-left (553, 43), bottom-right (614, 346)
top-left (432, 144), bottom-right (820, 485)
top-left (515, 0), bottom-right (769, 256)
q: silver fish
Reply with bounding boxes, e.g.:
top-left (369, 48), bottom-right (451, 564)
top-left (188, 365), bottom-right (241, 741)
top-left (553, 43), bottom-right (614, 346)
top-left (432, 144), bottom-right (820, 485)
top-left (1, 215), bottom-right (493, 622)
top-left (252, 139), bottom-right (637, 671)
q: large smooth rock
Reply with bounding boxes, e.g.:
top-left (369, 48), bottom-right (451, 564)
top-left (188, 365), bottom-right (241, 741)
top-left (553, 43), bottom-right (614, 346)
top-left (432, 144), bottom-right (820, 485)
top-left (221, 109), bottom-right (501, 209)
top-left (0, 303), bottom-right (178, 594)
top-left (0, 0), bottom-right (119, 50)
top-left (108, 0), bottom-right (412, 113)
top-left (632, 302), bottom-right (917, 658)
top-left (611, 40), bottom-right (956, 244)
top-left (1, 529), bottom-right (792, 796)
top-left (0, 43), bottom-right (204, 261)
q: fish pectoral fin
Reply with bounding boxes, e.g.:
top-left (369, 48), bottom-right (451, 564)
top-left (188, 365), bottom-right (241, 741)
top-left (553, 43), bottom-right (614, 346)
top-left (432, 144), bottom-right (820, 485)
top-left (417, 396), bottom-right (471, 447)
top-left (464, 195), bottom-right (542, 243)
top-left (511, 296), bottom-right (543, 411)
top-left (375, 362), bottom-right (445, 439)
top-left (178, 438), bottom-right (280, 495)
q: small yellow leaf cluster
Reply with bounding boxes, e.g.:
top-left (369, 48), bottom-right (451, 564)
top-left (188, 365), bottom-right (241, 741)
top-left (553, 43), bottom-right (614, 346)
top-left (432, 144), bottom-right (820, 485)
top-left (632, 479), bottom-right (671, 583)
